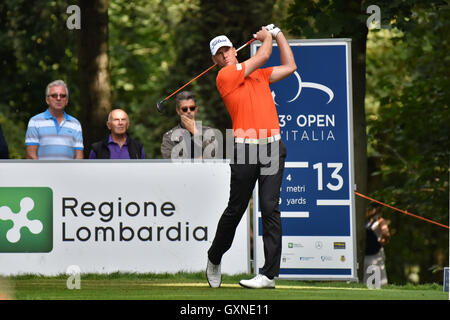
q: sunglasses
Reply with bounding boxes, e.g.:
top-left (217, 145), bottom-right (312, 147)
top-left (48, 94), bottom-right (67, 99)
top-left (181, 106), bottom-right (197, 112)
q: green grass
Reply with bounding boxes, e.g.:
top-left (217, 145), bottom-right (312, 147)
top-left (1, 272), bottom-right (448, 300)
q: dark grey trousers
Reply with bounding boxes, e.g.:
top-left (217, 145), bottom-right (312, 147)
top-left (208, 141), bottom-right (286, 278)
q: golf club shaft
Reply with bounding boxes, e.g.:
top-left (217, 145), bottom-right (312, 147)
top-left (235, 38), bottom-right (257, 52)
top-left (161, 38), bottom-right (256, 104)
top-left (161, 63), bottom-right (217, 104)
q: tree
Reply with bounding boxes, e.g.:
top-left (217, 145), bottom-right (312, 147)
top-left (366, 3), bottom-right (449, 283)
top-left (107, 0), bottom-right (189, 158)
top-left (78, 0), bottom-right (111, 156)
top-left (283, 0), bottom-right (448, 283)
top-left (0, 0), bottom-right (80, 158)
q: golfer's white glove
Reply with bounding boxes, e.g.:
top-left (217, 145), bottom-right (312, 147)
top-left (264, 24), bottom-right (281, 38)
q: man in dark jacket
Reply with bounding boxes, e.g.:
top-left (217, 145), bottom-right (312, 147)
top-left (161, 91), bottom-right (218, 159)
top-left (363, 203), bottom-right (390, 287)
top-left (89, 109), bottom-right (145, 159)
top-left (0, 123), bottom-right (9, 159)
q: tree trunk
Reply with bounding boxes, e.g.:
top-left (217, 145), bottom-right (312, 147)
top-left (351, 27), bottom-right (368, 282)
top-left (78, 0), bottom-right (111, 157)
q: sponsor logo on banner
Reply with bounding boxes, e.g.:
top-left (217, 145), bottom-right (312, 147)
top-left (0, 187), bottom-right (53, 252)
top-left (288, 242), bottom-right (304, 249)
top-left (320, 255), bottom-right (333, 262)
top-left (272, 71), bottom-right (335, 106)
top-left (60, 196), bottom-right (208, 243)
top-left (282, 253), bottom-right (295, 263)
top-left (333, 242), bottom-right (346, 249)
top-left (0, 187), bottom-right (210, 249)
top-left (299, 257), bottom-right (315, 261)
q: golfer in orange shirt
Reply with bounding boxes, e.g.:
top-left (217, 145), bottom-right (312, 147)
top-left (206, 25), bottom-right (297, 289)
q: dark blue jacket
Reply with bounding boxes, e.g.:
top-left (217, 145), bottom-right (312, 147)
top-left (0, 123), bottom-right (9, 159)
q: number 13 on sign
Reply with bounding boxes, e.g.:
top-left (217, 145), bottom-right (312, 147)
top-left (313, 162), bottom-right (344, 191)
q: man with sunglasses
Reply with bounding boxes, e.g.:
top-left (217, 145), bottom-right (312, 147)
top-left (161, 91), bottom-right (217, 159)
top-left (25, 80), bottom-right (84, 160)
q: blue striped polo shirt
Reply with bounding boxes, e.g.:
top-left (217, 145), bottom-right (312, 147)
top-left (25, 109), bottom-right (84, 160)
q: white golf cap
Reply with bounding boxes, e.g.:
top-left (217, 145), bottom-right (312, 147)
top-left (210, 35), bottom-right (233, 56)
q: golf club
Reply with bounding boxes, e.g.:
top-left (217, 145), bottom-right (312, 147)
top-left (156, 38), bottom-right (256, 113)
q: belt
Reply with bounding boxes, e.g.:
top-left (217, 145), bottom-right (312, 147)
top-left (234, 134), bottom-right (281, 144)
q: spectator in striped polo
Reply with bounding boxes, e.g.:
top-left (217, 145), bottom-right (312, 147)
top-left (25, 80), bottom-right (84, 160)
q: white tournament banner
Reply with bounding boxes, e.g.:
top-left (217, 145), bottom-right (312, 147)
top-left (0, 160), bottom-right (249, 276)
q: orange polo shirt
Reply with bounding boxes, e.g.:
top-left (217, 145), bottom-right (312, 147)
top-left (216, 63), bottom-right (280, 139)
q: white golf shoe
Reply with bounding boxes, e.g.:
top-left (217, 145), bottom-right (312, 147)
top-left (239, 274), bottom-right (275, 289)
top-left (206, 259), bottom-right (221, 288)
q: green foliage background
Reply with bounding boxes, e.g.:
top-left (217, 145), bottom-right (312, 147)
top-left (0, 0), bottom-right (448, 284)
top-left (364, 5), bottom-right (449, 284)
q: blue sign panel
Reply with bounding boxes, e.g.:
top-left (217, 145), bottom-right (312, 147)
top-left (252, 39), bottom-right (357, 280)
